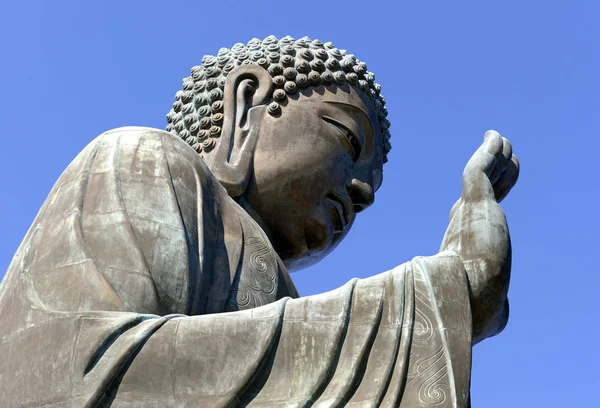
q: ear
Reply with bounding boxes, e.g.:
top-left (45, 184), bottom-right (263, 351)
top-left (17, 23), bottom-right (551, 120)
top-left (207, 65), bottom-right (273, 197)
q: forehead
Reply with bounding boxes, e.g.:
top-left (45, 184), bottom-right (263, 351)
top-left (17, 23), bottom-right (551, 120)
top-left (294, 84), bottom-right (377, 123)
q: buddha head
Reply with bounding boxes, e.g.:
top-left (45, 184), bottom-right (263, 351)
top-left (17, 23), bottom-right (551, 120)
top-left (166, 35), bottom-right (391, 271)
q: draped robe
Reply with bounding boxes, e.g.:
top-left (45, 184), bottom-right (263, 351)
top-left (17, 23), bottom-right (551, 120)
top-left (0, 127), bottom-right (473, 407)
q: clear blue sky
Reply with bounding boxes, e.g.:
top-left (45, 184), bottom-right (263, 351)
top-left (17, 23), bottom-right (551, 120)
top-left (0, 1), bottom-right (598, 406)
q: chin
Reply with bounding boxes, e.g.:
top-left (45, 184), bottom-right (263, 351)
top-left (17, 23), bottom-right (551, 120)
top-left (283, 249), bottom-right (328, 272)
top-left (282, 221), bottom-right (349, 272)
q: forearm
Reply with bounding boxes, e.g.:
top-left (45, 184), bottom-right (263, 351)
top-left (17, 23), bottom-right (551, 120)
top-left (463, 257), bottom-right (511, 344)
top-left (443, 199), bottom-right (512, 343)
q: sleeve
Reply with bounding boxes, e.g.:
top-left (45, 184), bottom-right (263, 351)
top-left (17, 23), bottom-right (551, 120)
top-left (75, 263), bottom-right (415, 407)
top-left (1, 251), bottom-right (471, 408)
top-left (76, 253), bottom-right (472, 408)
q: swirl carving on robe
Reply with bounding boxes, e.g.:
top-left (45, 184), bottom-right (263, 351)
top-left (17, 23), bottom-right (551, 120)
top-left (402, 264), bottom-right (452, 407)
top-left (226, 216), bottom-right (278, 310)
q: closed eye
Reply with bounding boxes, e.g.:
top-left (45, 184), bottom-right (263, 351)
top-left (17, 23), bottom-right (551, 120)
top-left (322, 116), bottom-right (362, 162)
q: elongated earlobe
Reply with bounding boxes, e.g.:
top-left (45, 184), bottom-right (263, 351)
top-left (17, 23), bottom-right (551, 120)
top-left (207, 65), bottom-right (273, 197)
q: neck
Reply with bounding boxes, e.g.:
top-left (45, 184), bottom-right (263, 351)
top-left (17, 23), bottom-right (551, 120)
top-left (236, 196), bottom-right (275, 244)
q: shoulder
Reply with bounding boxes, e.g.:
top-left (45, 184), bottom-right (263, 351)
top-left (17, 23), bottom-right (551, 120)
top-left (94, 126), bottom-right (191, 154)
top-left (99, 126), bottom-right (174, 138)
top-left (88, 126), bottom-right (220, 189)
top-left (79, 126), bottom-right (192, 163)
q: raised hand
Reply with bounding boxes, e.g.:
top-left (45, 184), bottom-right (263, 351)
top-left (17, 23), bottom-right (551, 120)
top-left (441, 130), bottom-right (520, 344)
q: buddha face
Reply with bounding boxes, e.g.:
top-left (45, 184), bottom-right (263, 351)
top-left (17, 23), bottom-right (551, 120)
top-left (241, 84), bottom-right (384, 271)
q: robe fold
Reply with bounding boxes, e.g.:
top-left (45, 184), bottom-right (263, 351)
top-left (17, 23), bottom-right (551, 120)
top-left (0, 127), bottom-right (472, 407)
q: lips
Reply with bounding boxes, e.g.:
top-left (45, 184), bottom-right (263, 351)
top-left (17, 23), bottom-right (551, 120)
top-left (326, 190), bottom-right (353, 233)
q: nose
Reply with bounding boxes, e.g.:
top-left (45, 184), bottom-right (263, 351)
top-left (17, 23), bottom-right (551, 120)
top-left (346, 179), bottom-right (374, 213)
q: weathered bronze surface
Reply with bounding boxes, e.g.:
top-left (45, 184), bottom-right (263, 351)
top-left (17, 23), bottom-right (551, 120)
top-left (0, 35), bottom-right (519, 407)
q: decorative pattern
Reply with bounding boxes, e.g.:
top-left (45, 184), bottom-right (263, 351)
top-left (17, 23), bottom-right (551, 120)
top-left (226, 216), bottom-right (278, 311)
top-left (402, 265), bottom-right (453, 406)
top-left (165, 35), bottom-right (392, 162)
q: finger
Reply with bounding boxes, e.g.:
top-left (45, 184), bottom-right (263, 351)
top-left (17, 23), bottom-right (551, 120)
top-left (483, 129), bottom-right (500, 143)
top-left (489, 137), bottom-right (512, 185)
top-left (493, 154), bottom-right (520, 203)
top-left (462, 131), bottom-right (503, 202)
top-left (465, 130), bottom-right (503, 176)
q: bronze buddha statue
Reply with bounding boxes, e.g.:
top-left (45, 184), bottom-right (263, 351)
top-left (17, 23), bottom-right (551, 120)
top-left (0, 35), bottom-right (519, 407)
